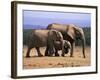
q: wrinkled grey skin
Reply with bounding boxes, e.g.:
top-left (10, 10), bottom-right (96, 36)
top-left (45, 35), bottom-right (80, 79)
top-left (26, 29), bottom-right (64, 57)
top-left (54, 40), bottom-right (71, 56)
top-left (47, 23), bottom-right (85, 58)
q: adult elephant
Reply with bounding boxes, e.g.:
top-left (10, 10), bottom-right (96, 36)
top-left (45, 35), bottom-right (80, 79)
top-left (25, 29), bottom-right (64, 57)
top-left (47, 23), bottom-right (86, 58)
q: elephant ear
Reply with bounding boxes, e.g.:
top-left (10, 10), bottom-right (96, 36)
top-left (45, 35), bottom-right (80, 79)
top-left (67, 26), bottom-right (75, 40)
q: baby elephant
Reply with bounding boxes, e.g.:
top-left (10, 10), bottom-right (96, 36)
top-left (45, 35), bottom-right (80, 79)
top-left (45, 40), bottom-right (71, 57)
top-left (54, 40), bottom-right (71, 56)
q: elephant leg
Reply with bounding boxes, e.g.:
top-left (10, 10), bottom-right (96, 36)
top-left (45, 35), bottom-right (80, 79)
top-left (61, 45), bottom-right (65, 57)
top-left (45, 46), bottom-right (49, 56)
top-left (61, 52), bottom-right (65, 57)
top-left (48, 49), bottom-right (54, 56)
top-left (55, 49), bottom-right (59, 56)
top-left (48, 47), bottom-right (55, 56)
top-left (47, 42), bottom-right (55, 56)
top-left (35, 47), bottom-right (43, 57)
top-left (45, 44), bottom-right (52, 56)
top-left (83, 51), bottom-right (85, 58)
top-left (70, 42), bottom-right (75, 57)
top-left (26, 47), bottom-right (31, 57)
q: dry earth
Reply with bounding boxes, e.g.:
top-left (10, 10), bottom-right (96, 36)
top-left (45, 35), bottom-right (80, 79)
top-left (23, 46), bottom-right (90, 69)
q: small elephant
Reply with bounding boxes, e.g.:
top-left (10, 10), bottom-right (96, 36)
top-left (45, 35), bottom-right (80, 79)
top-left (45, 40), bottom-right (71, 57)
top-left (25, 29), bottom-right (64, 57)
top-left (54, 40), bottom-right (71, 57)
top-left (47, 23), bottom-right (86, 58)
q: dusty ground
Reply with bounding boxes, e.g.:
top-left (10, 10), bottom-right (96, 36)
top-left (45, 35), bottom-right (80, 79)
top-left (23, 46), bottom-right (91, 69)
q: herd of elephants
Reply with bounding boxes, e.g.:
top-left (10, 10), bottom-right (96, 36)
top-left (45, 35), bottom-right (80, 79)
top-left (25, 23), bottom-right (86, 58)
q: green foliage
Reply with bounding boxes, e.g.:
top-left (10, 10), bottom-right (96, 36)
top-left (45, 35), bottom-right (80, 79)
top-left (23, 29), bottom-right (33, 45)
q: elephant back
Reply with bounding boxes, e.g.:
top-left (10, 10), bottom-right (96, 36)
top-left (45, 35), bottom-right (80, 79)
top-left (27, 30), bottom-right (49, 47)
top-left (47, 23), bottom-right (67, 32)
top-left (48, 30), bottom-right (63, 41)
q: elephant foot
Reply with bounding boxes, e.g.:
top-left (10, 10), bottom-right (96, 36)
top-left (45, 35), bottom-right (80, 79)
top-left (26, 55), bottom-right (30, 58)
top-left (70, 55), bottom-right (73, 57)
top-left (38, 54), bottom-right (43, 57)
top-left (45, 53), bottom-right (53, 57)
top-left (48, 54), bottom-right (53, 57)
top-left (61, 54), bottom-right (65, 57)
top-left (55, 53), bottom-right (59, 56)
top-left (83, 56), bottom-right (86, 58)
top-left (83, 54), bottom-right (86, 58)
top-left (45, 54), bottom-right (48, 56)
top-left (45, 53), bottom-right (49, 56)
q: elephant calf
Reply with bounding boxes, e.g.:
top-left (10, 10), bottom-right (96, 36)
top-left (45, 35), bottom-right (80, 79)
top-left (45, 40), bottom-right (71, 57)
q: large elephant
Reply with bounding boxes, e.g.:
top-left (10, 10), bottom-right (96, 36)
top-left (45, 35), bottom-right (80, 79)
top-left (25, 29), bottom-right (64, 57)
top-left (47, 23), bottom-right (86, 58)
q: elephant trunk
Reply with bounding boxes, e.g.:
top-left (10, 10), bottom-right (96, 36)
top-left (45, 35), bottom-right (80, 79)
top-left (81, 30), bottom-right (86, 58)
top-left (82, 35), bottom-right (85, 58)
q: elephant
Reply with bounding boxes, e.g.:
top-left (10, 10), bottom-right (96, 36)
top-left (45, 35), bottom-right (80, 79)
top-left (55, 40), bottom-right (71, 56)
top-left (45, 40), bottom-right (71, 56)
top-left (25, 29), bottom-right (64, 57)
top-left (47, 23), bottom-right (86, 58)
top-left (54, 40), bottom-right (71, 56)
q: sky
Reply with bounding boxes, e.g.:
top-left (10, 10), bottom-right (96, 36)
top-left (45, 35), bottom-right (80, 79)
top-left (23, 10), bottom-right (91, 29)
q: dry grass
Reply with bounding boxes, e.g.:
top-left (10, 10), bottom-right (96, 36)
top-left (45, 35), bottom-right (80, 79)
top-left (23, 46), bottom-right (91, 69)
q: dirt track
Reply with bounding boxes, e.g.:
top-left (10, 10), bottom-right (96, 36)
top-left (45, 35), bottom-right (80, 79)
top-left (23, 46), bottom-right (91, 69)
